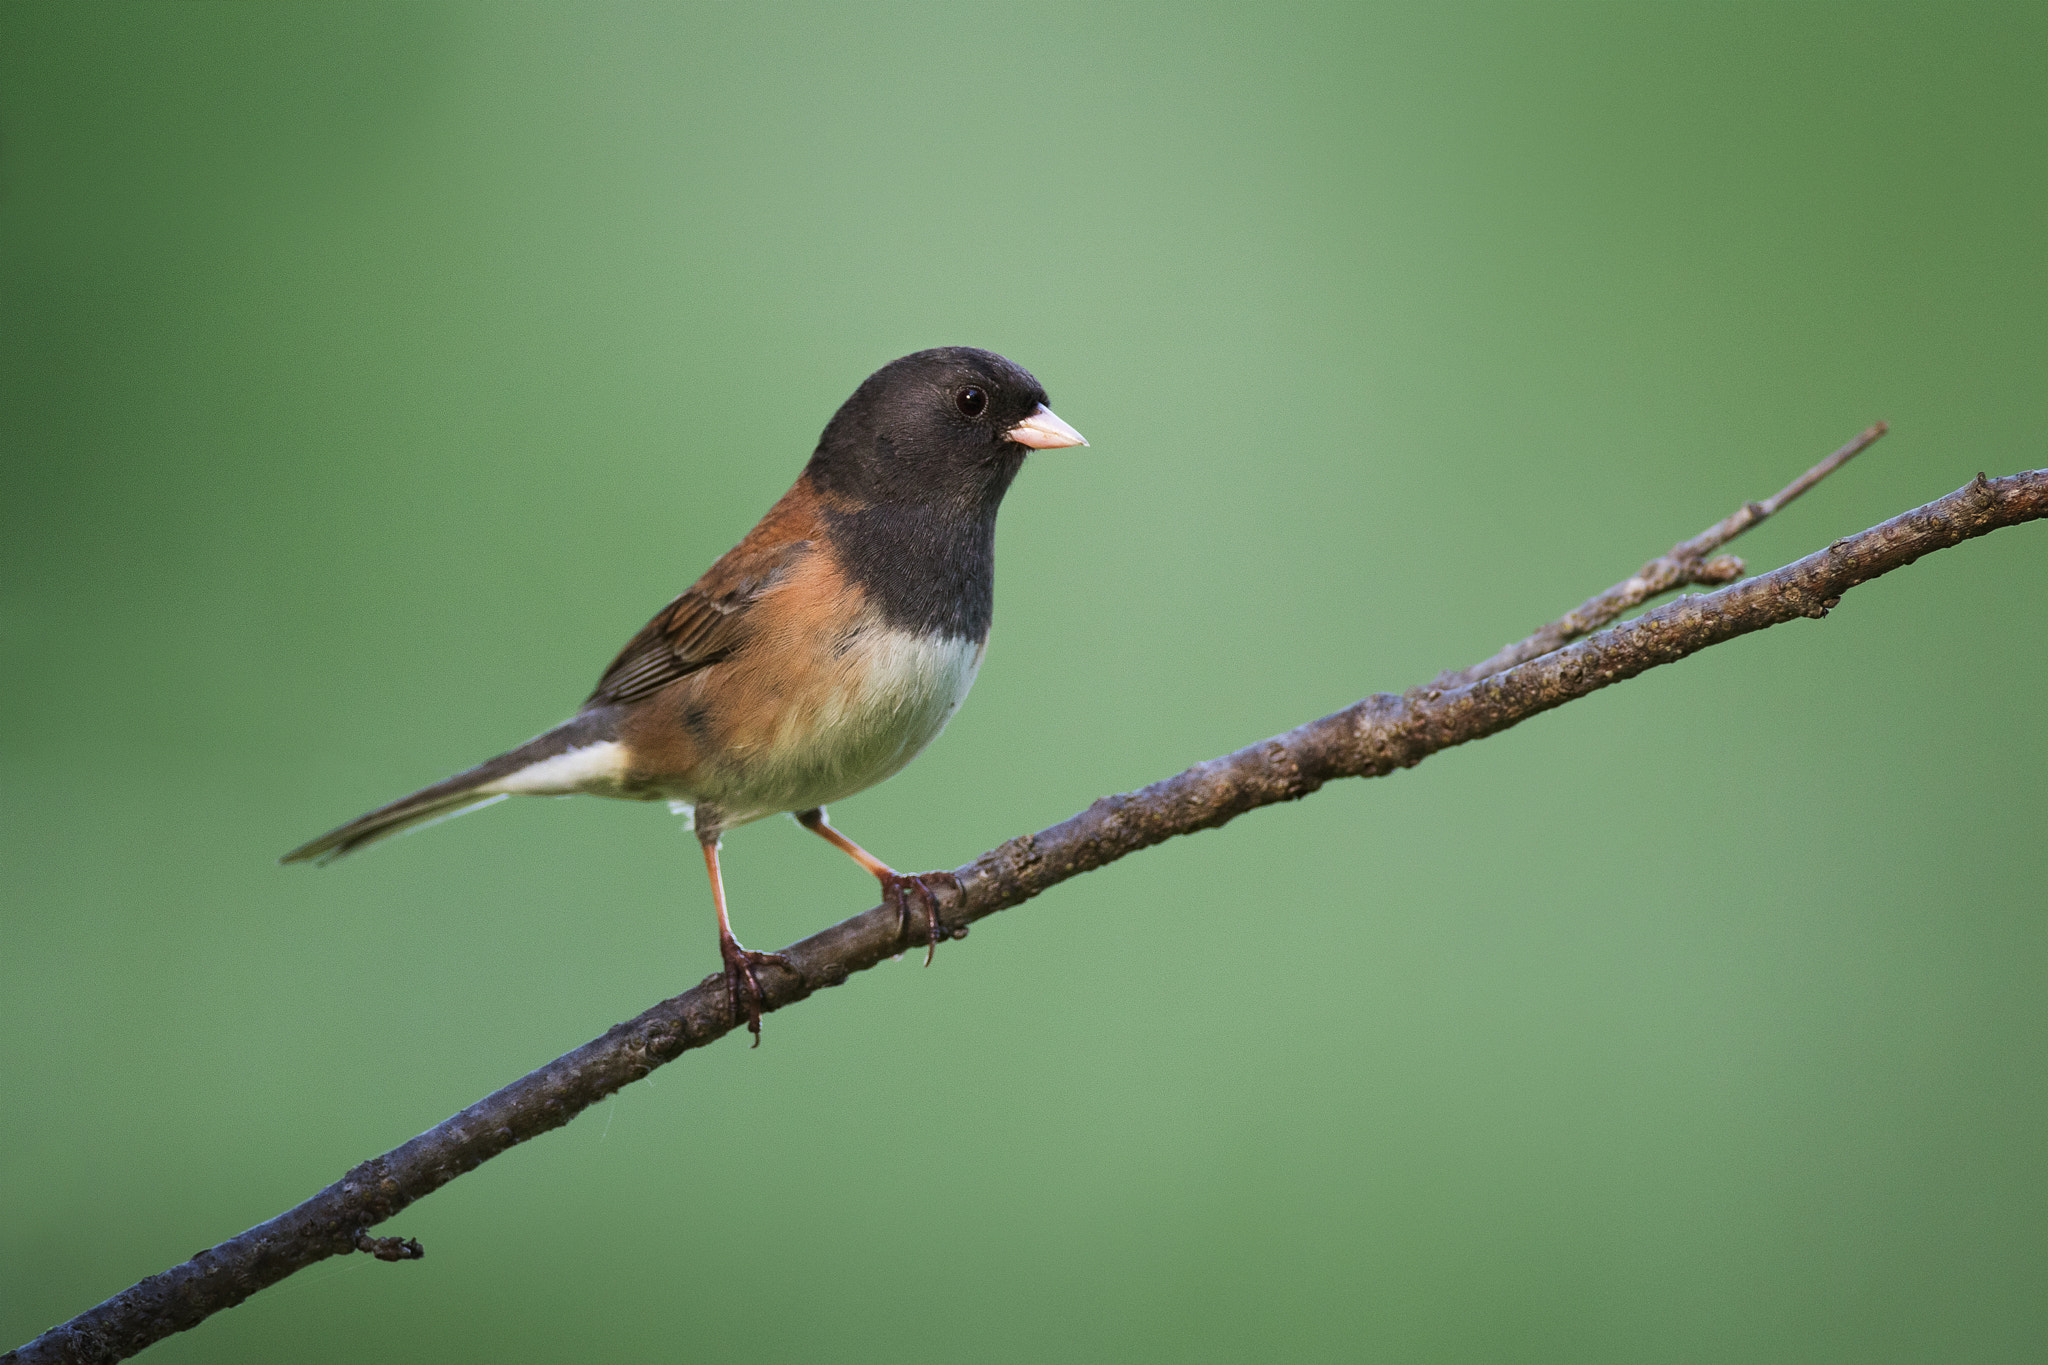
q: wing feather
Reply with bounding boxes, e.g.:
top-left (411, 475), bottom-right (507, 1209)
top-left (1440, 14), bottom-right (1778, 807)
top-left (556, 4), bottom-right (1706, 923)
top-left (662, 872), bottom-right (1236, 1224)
top-left (584, 539), bottom-right (811, 706)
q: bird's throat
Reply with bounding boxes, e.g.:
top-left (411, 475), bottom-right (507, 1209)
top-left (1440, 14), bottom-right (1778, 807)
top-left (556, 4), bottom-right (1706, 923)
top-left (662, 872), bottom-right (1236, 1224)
top-left (820, 494), bottom-right (1003, 640)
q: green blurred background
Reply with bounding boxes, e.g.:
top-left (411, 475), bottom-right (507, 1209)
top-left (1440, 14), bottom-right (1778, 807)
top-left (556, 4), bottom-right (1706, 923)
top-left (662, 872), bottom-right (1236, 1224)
top-left (4, 3), bottom-right (2045, 1360)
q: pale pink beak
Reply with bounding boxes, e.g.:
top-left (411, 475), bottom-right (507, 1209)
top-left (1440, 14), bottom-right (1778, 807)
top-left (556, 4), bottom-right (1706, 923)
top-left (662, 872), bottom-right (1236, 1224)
top-left (1005, 404), bottom-right (1088, 449)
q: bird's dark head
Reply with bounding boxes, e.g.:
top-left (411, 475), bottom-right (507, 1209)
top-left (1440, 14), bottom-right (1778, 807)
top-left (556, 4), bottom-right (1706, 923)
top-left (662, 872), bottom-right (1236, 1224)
top-left (806, 347), bottom-right (1085, 511)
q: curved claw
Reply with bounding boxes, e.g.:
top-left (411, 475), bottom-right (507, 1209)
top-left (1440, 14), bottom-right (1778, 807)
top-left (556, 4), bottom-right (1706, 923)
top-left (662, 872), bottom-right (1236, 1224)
top-left (719, 934), bottom-right (796, 1045)
top-left (879, 870), bottom-right (961, 966)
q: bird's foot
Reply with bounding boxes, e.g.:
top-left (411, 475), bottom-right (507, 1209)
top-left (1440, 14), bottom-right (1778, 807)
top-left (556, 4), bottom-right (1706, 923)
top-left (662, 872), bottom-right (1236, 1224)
top-left (718, 933), bottom-right (795, 1046)
top-left (879, 870), bottom-right (963, 966)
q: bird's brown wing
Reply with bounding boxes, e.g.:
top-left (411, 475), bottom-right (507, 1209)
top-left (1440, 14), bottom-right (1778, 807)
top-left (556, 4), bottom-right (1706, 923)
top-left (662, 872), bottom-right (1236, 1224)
top-left (584, 538), bottom-right (813, 707)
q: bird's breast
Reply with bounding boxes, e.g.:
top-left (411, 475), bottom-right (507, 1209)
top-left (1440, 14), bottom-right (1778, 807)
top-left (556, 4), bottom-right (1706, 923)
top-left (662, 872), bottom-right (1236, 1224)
top-left (799, 623), bottom-right (985, 769)
top-left (647, 614), bottom-right (986, 824)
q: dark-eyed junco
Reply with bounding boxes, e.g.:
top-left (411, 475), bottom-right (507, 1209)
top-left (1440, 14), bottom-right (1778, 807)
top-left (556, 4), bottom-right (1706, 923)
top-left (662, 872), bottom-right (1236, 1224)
top-left (284, 347), bottom-right (1086, 1039)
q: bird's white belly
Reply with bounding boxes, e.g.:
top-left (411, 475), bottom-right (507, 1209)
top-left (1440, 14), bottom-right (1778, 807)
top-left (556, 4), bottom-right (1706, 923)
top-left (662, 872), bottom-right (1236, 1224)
top-left (691, 627), bottom-right (985, 826)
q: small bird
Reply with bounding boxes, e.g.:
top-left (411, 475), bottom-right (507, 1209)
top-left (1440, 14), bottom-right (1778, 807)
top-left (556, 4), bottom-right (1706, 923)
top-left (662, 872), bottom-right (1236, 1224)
top-left (283, 347), bottom-right (1086, 1040)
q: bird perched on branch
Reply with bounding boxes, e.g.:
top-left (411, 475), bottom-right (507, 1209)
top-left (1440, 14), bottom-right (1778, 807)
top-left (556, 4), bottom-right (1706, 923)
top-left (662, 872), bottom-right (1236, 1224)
top-left (283, 347), bottom-right (1087, 1040)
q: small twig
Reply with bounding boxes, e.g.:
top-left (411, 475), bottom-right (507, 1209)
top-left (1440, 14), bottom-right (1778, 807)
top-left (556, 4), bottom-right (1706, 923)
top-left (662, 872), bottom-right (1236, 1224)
top-left (13, 441), bottom-right (2043, 1365)
top-left (350, 1229), bottom-right (424, 1263)
top-left (1431, 421), bottom-right (1888, 692)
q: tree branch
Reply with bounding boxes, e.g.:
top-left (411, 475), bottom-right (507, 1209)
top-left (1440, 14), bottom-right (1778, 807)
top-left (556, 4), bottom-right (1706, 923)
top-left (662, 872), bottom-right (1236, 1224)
top-left (12, 449), bottom-right (2046, 1365)
top-left (1431, 420), bottom-right (1889, 691)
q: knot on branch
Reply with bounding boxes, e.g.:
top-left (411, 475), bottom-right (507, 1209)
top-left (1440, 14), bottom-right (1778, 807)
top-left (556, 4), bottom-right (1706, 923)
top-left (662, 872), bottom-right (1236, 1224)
top-left (352, 1228), bottom-right (424, 1262)
top-left (1690, 553), bottom-right (1743, 584)
top-left (1347, 692), bottom-right (1418, 773)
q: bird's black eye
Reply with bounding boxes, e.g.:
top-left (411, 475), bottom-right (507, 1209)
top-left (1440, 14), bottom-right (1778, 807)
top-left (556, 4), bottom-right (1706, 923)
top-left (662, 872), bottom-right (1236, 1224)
top-left (955, 386), bottom-right (988, 419)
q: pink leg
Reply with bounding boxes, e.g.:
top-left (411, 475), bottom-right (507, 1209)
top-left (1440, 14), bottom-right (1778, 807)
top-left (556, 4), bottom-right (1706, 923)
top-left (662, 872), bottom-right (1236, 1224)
top-left (701, 837), bottom-right (794, 1044)
top-left (795, 808), bottom-right (960, 966)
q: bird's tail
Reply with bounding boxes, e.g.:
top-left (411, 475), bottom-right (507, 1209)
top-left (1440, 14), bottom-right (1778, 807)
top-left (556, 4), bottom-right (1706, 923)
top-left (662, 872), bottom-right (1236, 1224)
top-left (280, 708), bottom-right (625, 865)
